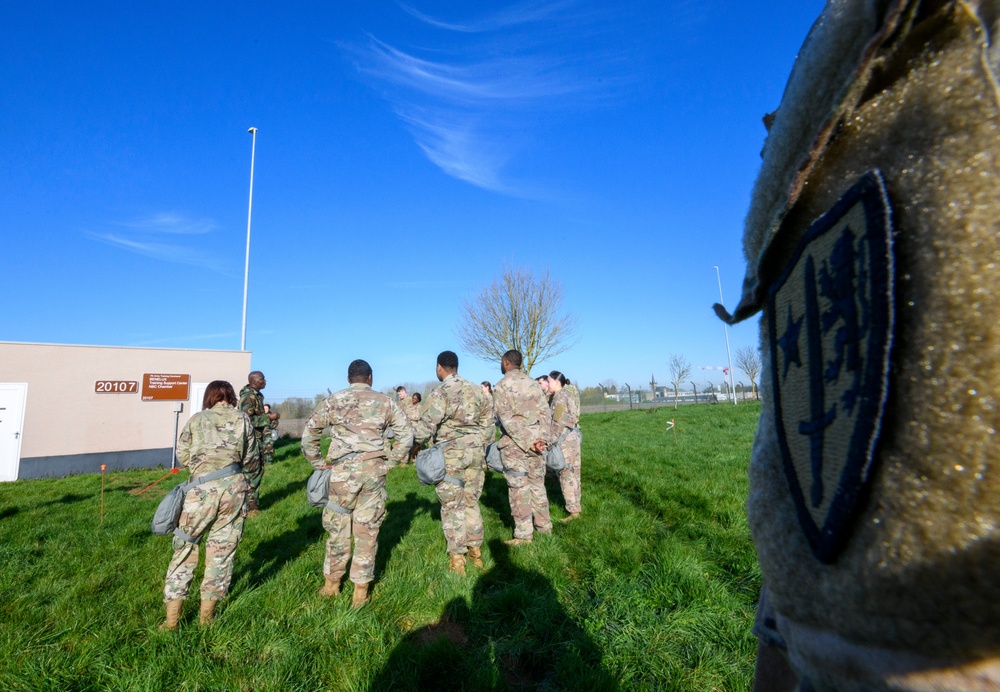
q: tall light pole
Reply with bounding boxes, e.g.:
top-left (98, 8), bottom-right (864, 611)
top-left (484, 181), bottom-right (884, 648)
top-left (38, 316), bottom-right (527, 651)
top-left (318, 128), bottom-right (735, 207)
top-left (241, 127), bottom-right (257, 351)
top-left (713, 266), bottom-right (737, 406)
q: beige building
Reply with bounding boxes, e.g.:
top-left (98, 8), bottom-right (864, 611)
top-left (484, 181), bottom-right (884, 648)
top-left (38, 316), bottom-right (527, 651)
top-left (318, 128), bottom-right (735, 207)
top-left (0, 342), bottom-right (252, 481)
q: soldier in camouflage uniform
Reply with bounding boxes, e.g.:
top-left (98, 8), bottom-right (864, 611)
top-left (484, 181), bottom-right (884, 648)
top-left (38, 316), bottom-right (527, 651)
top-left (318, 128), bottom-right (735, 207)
top-left (302, 360), bottom-right (413, 607)
top-left (262, 403), bottom-right (280, 464)
top-left (239, 371), bottom-right (277, 515)
top-left (392, 387), bottom-right (418, 464)
top-left (493, 349), bottom-right (552, 545)
top-left (160, 380), bottom-right (259, 630)
top-left (547, 371), bottom-right (582, 522)
top-left (413, 351), bottom-right (494, 575)
top-left (395, 386), bottom-right (414, 419)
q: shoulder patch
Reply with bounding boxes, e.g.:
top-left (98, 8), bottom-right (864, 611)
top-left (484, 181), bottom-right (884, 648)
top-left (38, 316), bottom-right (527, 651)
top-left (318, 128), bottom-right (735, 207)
top-left (767, 170), bottom-right (894, 564)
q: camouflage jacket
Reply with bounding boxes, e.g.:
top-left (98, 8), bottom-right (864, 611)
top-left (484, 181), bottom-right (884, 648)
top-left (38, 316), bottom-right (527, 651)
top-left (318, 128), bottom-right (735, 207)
top-left (238, 384), bottom-right (269, 439)
top-left (414, 373), bottom-right (494, 449)
top-left (550, 387), bottom-right (581, 438)
top-left (301, 383), bottom-right (413, 472)
top-left (493, 369), bottom-right (552, 452)
top-left (177, 403), bottom-right (259, 479)
top-left (401, 399), bottom-right (421, 423)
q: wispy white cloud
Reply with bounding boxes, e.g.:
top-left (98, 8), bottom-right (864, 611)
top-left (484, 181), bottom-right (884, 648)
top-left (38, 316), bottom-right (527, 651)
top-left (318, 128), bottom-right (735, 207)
top-left (395, 108), bottom-right (511, 191)
top-left (114, 213), bottom-right (218, 235)
top-left (398, 0), bottom-right (576, 34)
top-left (343, 1), bottom-right (634, 196)
top-left (359, 36), bottom-right (591, 106)
top-left (84, 213), bottom-right (225, 271)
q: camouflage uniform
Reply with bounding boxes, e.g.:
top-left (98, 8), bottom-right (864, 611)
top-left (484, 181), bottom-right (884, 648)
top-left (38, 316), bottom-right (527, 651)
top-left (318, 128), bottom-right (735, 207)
top-left (302, 384), bottom-right (413, 585)
top-left (402, 398), bottom-right (421, 424)
top-left (413, 374), bottom-right (494, 555)
top-left (262, 417), bottom-right (279, 464)
top-left (164, 403), bottom-right (258, 602)
top-left (550, 385), bottom-right (582, 515)
top-left (716, 2), bottom-right (1000, 688)
top-left (238, 384), bottom-right (268, 509)
top-left (493, 369), bottom-right (552, 540)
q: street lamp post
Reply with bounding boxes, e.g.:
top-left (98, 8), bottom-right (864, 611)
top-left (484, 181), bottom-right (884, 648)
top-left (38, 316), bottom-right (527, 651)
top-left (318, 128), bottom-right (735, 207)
top-left (713, 266), bottom-right (737, 406)
top-left (241, 127), bottom-right (258, 352)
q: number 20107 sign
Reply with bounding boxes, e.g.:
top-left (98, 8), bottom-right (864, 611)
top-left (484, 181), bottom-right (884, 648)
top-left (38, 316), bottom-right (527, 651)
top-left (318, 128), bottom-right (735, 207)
top-left (95, 381), bottom-right (138, 393)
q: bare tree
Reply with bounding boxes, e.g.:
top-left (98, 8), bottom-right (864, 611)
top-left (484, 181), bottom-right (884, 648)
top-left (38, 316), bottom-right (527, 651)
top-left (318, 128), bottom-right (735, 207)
top-left (735, 346), bottom-right (762, 400)
top-left (599, 379), bottom-right (618, 393)
top-left (457, 264), bottom-right (578, 374)
top-left (668, 354), bottom-right (692, 409)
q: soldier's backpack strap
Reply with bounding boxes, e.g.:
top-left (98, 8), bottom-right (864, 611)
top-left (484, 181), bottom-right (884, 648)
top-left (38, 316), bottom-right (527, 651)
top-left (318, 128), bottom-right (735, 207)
top-left (443, 474), bottom-right (466, 488)
top-left (191, 464), bottom-right (242, 486)
top-left (325, 500), bottom-right (352, 514)
top-left (171, 464), bottom-right (244, 544)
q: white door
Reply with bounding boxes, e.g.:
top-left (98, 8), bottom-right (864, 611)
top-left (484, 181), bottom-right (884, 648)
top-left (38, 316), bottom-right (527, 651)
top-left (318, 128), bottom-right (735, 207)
top-left (189, 382), bottom-right (209, 421)
top-left (0, 384), bottom-right (27, 482)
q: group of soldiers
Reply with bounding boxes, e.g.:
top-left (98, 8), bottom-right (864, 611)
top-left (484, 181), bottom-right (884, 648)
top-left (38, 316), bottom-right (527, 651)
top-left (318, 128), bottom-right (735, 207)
top-left (300, 348), bottom-right (582, 606)
top-left (160, 349), bottom-right (582, 625)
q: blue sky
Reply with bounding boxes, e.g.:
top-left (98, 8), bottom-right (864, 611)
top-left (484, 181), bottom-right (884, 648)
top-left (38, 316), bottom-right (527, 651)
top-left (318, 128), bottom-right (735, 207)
top-left (2, 1), bottom-right (825, 401)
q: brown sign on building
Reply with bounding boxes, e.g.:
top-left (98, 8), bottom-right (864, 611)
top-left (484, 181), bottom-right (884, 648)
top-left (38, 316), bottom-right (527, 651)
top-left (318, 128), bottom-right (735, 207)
top-left (141, 373), bottom-right (190, 401)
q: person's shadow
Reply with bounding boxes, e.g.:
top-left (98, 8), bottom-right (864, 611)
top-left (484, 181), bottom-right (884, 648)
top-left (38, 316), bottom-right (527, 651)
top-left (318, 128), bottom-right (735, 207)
top-left (232, 511), bottom-right (325, 591)
top-left (479, 472), bottom-right (515, 531)
top-left (369, 538), bottom-right (618, 691)
top-left (373, 491), bottom-right (438, 585)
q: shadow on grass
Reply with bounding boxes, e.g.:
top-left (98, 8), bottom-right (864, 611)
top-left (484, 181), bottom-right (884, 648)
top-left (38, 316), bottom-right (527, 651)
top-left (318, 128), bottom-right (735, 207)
top-left (234, 512), bottom-right (325, 592)
top-left (369, 539), bottom-right (617, 691)
top-left (259, 479), bottom-right (302, 511)
top-left (374, 491), bottom-right (437, 584)
top-left (33, 492), bottom-right (93, 509)
top-left (480, 473), bottom-right (514, 531)
top-left (272, 437), bottom-right (301, 463)
top-left (0, 506), bottom-right (19, 520)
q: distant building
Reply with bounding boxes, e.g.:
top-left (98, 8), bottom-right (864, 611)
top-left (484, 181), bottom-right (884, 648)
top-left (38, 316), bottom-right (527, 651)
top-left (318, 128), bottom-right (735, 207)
top-left (0, 341), bottom-right (250, 481)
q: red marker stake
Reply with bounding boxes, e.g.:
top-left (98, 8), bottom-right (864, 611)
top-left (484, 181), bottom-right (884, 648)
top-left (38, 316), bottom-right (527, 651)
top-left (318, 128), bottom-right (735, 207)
top-left (100, 464), bottom-right (107, 524)
top-left (135, 467), bottom-right (180, 496)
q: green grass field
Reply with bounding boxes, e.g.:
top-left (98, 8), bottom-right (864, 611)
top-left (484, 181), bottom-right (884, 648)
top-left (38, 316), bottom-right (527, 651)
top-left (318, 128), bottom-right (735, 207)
top-left (0, 402), bottom-right (762, 691)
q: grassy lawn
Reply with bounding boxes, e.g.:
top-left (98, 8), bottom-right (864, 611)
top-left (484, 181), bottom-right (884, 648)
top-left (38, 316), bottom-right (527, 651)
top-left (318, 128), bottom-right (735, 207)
top-left (0, 402), bottom-right (762, 691)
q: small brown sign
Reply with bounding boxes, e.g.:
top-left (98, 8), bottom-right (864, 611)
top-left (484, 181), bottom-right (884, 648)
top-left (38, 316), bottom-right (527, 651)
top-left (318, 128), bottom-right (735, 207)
top-left (141, 373), bottom-right (190, 401)
top-left (95, 380), bottom-right (138, 393)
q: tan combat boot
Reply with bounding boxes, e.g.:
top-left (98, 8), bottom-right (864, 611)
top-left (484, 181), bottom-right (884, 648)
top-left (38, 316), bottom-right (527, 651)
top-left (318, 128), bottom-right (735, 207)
top-left (467, 546), bottom-right (484, 569)
top-left (449, 553), bottom-right (466, 576)
top-left (352, 582), bottom-right (369, 608)
top-left (159, 599), bottom-right (183, 631)
top-left (199, 600), bottom-right (217, 626)
top-left (560, 512), bottom-right (581, 523)
top-left (319, 572), bottom-right (343, 598)
top-left (504, 537), bottom-right (531, 547)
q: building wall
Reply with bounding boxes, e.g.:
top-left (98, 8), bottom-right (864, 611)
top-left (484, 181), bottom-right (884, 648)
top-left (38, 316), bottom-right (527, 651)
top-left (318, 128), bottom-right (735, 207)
top-left (0, 342), bottom-right (252, 480)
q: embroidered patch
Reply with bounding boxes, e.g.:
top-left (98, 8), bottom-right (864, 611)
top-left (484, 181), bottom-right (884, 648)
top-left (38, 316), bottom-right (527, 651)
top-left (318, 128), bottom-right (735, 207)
top-left (767, 170), bottom-right (894, 564)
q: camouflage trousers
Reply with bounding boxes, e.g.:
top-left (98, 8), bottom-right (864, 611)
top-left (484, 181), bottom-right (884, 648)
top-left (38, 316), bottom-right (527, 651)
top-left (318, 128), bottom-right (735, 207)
top-left (436, 445), bottom-right (486, 555)
top-left (262, 438), bottom-right (275, 465)
top-left (244, 434), bottom-right (265, 509)
top-left (557, 432), bottom-right (582, 514)
top-left (323, 471), bottom-right (387, 584)
top-left (164, 475), bottom-right (247, 602)
top-left (501, 444), bottom-right (551, 540)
